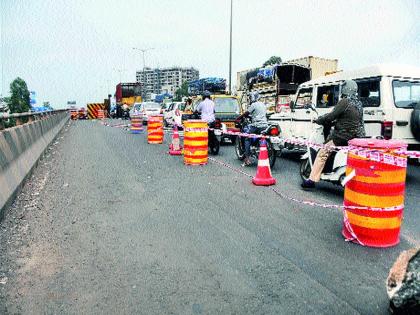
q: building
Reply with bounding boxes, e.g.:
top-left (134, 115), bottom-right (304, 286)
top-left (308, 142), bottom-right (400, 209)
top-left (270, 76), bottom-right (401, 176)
top-left (136, 67), bottom-right (199, 100)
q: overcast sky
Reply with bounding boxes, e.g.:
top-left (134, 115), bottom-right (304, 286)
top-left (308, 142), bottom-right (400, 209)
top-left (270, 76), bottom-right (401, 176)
top-left (1, 0), bottom-right (419, 108)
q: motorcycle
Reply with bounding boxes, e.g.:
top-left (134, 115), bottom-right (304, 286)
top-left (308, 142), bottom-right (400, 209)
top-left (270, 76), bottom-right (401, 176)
top-left (122, 108), bottom-right (130, 120)
top-left (299, 104), bottom-right (347, 185)
top-left (234, 117), bottom-right (279, 168)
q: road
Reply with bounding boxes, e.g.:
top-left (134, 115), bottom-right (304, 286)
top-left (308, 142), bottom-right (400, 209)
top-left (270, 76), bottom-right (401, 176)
top-left (1, 119), bottom-right (419, 314)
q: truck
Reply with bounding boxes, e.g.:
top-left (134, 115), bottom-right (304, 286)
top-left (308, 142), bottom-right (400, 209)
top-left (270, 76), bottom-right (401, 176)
top-left (237, 56), bottom-right (338, 115)
top-left (237, 63), bottom-right (311, 115)
top-left (115, 83), bottom-right (142, 108)
top-left (286, 56), bottom-right (338, 79)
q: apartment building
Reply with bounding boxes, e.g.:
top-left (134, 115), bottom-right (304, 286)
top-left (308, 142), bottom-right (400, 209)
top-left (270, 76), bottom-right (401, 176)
top-left (136, 67), bottom-right (199, 100)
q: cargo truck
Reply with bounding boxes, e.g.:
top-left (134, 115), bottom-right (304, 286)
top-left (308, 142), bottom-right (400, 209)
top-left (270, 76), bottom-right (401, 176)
top-left (115, 83), bottom-right (142, 107)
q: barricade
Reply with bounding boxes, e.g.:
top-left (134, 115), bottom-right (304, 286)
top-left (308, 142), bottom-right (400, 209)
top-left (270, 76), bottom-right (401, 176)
top-left (343, 139), bottom-right (408, 247)
top-left (183, 120), bottom-right (208, 165)
top-left (70, 109), bottom-right (78, 120)
top-left (87, 103), bottom-right (105, 119)
top-left (147, 115), bottom-right (164, 144)
top-left (97, 109), bottom-right (105, 120)
top-left (130, 114), bottom-right (143, 134)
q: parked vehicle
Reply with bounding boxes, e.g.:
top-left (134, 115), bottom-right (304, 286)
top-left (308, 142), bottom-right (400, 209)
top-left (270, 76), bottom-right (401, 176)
top-left (139, 102), bottom-right (162, 124)
top-left (164, 102), bottom-right (185, 127)
top-left (299, 104), bottom-right (347, 185)
top-left (234, 116), bottom-right (279, 167)
top-left (271, 64), bottom-right (420, 154)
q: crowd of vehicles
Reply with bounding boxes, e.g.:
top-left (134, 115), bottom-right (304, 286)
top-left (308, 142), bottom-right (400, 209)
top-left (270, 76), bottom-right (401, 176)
top-left (103, 62), bottom-right (420, 173)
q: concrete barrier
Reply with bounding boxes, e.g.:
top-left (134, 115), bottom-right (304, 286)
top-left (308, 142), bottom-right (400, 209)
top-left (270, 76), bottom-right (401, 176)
top-left (0, 112), bottom-right (69, 217)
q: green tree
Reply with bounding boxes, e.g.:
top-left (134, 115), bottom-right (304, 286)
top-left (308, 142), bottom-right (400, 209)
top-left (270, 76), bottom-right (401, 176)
top-left (262, 56), bottom-right (282, 67)
top-left (7, 77), bottom-right (31, 114)
top-left (174, 81), bottom-right (189, 101)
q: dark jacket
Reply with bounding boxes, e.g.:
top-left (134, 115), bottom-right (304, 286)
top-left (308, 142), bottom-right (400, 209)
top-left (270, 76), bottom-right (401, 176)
top-left (315, 97), bottom-right (365, 146)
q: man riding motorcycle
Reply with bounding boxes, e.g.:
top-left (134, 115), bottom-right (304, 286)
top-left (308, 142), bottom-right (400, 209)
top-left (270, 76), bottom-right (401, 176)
top-left (236, 92), bottom-right (268, 166)
top-left (195, 90), bottom-right (215, 124)
top-left (301, 79), bottom-right (365, 189)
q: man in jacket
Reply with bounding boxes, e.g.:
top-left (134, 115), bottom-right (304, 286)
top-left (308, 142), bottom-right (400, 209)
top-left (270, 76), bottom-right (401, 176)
top-left (236, 92), bottom-right (268, 166)
top-left (301, 79), bottom-right (365, 189)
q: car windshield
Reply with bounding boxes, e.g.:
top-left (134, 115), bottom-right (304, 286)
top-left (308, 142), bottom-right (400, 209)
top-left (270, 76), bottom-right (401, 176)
top-left (144, 102), bottom-right (160, 109)
top-left (393, 80), bottom-right (420, 108)
top-left (214, 97), bottom-right (239, 113)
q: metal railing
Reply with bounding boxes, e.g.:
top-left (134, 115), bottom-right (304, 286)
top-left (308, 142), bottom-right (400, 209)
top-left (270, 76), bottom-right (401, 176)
top-left (0, 109), bottom-right (68, 130)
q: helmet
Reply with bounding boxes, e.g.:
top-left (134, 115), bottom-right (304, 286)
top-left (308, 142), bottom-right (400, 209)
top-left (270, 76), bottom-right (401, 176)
top-left (250, 91), bottom-right (260, 103)
top-left (203, 90), bottom-right (211, 98)
top-left (341, 80), bottom-right (358, 97)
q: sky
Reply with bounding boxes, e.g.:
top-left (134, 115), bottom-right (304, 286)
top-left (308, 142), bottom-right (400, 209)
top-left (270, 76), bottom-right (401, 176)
top-left (1, 0), bottom-right (419, 108)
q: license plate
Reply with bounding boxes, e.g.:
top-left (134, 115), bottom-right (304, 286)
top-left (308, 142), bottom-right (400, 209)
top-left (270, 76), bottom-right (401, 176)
top-left (270, 136), bottom-right (281, 144)
top-left (225, 122), bottom-right (235, 128)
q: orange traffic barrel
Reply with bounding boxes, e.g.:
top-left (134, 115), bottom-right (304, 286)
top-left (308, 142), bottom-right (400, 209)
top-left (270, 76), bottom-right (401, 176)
top-left (343, 139), bottom-right (408, 247)
top-left (130, 114), bottom-right (143, 134)
top-left (147, 115), bottom-right (164, 144)
top-left (183, 120), bottom-right (208, 165)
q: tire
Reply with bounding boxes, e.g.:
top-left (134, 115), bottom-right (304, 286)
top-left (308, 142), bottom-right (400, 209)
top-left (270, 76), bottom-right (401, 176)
top-left (300, 158), bottom-right (311, 181)
top-left (209, 139), bottom-right (220, 155)
top-left (235, 137), bottom-right (246, 160)
top-left (266, 141), bottom-right (277, 168)
top-left (410, 102), bottom-right (420, 141)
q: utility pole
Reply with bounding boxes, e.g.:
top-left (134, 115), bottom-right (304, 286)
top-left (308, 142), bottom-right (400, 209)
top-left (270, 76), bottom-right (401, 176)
top-left (113, 68), bottom-right (127, 83)
top-left (229, 0), bottom-right (233, 94)
top-left (133, 47), bottom-right (154, 101)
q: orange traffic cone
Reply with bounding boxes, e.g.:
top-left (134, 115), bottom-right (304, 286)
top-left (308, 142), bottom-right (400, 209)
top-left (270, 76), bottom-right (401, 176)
top-left (169, 125), bottom-right (182, 155)
top-left (252, 139), bottom-right (276, 186)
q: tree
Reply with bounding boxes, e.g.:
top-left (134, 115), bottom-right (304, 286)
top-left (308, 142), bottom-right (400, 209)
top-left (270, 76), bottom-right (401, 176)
top-left (174, 81), bottom-right (189, 101)
top-left (263, 56), bottom-right (282, 67)
top-left (7, 77), bottom-right (31, 114)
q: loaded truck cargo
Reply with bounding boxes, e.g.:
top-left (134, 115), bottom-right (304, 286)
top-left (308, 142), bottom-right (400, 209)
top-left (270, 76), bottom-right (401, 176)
top-left (286, 56), bottom-right (338, 79)
top-left (237, 63), bottom-right (311, 114)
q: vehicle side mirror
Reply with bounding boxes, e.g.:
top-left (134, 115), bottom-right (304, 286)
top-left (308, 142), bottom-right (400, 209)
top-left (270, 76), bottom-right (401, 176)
top-left (306, 103), bottom-right (317, 114)
top-left (289, 100), bottom-right (295, 109)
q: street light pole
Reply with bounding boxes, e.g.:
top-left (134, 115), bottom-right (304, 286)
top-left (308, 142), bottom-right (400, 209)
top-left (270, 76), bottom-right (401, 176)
top-left (229, 0), bottom-right (233, 94)
top-left (113, 68), bottom-right (127, 83)
top-left (133, 47), bottom-right (154, 101)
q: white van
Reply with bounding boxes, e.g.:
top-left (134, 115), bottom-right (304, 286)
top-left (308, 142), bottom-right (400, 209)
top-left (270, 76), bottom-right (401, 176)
top-left (270, 64), bottom-right (420, 151)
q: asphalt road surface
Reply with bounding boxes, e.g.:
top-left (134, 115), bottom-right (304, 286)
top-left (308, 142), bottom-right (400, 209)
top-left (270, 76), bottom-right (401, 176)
top-left (1, 119), bottom-right (419, 314)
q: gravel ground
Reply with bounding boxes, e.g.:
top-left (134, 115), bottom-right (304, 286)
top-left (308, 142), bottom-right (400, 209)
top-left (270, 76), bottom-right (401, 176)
top-left (0, 119), bottom-right (418, 314)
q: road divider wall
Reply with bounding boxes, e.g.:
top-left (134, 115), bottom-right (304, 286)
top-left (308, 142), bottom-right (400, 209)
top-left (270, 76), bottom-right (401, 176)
top-left (0, 111), bottom-right (69, 217)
